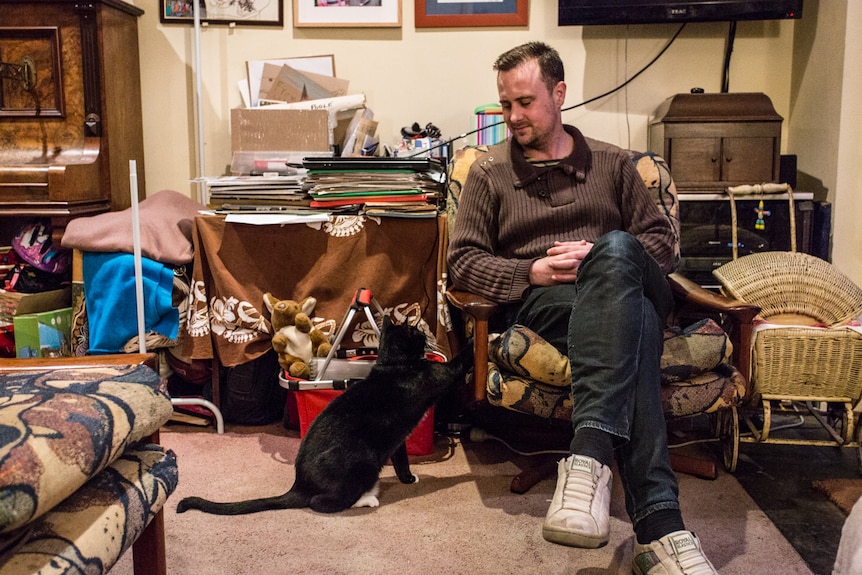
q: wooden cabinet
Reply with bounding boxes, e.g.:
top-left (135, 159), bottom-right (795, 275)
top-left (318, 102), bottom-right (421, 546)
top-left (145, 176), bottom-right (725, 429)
top-left (649, 93), bottom-right (782, 193)
top-left (0, 0), bottom-right (145, 239)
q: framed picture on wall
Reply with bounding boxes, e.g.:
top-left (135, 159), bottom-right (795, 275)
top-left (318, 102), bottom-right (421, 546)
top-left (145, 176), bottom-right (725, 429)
top-left (293, 0), bottom-right (402, 28)
top-left (160, 0), bottom-right (284, 26)
top-left (415, 0), bottom-right (528, 28)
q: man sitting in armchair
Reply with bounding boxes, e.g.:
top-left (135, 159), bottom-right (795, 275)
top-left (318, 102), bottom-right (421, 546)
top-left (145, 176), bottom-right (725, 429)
top-left (446, 41), bottom-right (718, 575)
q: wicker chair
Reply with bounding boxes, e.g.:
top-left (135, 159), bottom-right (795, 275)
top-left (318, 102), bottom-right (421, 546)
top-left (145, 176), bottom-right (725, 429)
top-left (713, 249), bottom-right (862, 466)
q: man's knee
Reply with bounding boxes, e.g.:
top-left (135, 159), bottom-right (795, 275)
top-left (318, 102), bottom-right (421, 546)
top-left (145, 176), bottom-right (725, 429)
top-left (592, 230), bottom-right (642, 259)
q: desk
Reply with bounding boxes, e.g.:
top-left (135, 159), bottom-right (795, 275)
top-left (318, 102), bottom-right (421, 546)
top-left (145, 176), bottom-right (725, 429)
top-left (183, 214), bottom-right (450, 369)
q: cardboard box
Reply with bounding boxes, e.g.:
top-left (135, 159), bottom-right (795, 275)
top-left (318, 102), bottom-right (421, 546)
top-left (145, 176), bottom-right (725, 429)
top-left (0, 287), bottom-right (72, 325)
top-left (230, 108), bottom-right (332, 153)
top-left (13, 307), bottom-right (73, 358)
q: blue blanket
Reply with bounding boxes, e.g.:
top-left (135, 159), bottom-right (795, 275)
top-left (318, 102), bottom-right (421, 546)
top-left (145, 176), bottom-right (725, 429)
top-left (83, 252), bottom-right (178, 353)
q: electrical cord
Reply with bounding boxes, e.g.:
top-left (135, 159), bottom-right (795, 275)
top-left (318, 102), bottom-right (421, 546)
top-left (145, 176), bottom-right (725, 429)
top-left (407, 23), bottom-right (687, 159)
top-left (721, 21), bottom-right (737, 93)
top-left (468, 427), bottom-right (569, 457)
top-left (562, 22), bottom-right (687, 114)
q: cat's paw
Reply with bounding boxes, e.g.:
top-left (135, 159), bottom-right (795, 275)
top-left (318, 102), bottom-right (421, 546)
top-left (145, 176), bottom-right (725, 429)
top-left (352, 492), bottom-right (380, 508)
top-left (351, 482), bottom-right (380, 508)
top-left (398, 473), bottom-right (418, 484)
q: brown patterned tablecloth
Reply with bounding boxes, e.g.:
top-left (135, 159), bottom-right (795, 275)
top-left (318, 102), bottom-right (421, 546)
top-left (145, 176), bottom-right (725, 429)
top-left (183, 214), bottom-right (451, 367)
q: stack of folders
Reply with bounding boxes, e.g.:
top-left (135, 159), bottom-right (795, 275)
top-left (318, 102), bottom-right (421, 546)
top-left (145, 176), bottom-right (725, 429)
top-left (204, 173), bottom-right (310, 210)
top-left (301, 157), bottom-right (446, 218)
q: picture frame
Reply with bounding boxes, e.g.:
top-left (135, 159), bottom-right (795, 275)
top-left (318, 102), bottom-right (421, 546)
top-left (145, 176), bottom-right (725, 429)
top-left (160, 0), bottom-right (284, 27)
top-left (415, 0), bottom-right (528, 28)
top-left (293, 0), bottom-right (402, 28)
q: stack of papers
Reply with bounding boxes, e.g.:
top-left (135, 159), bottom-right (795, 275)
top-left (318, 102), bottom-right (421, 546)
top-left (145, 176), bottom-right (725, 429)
top-left (301, 157), bottom-right (446, 217)
top-left (203, 175), bottom-right (310, 208)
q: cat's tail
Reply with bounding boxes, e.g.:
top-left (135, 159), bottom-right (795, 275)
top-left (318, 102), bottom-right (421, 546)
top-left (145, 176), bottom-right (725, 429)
top-left (175, 490), bottom-right (307, 515)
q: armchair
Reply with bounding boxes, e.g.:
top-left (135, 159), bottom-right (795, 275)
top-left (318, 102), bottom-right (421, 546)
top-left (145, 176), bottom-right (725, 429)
top-left (445, 146), bottom-right (760, 492)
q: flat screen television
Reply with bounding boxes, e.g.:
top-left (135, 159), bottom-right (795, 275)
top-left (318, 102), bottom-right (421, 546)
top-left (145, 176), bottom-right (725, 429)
top-left (559, 0), bottom-right (803, 26)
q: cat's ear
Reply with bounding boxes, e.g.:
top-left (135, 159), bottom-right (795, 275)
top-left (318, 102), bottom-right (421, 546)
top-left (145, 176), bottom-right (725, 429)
top-left (382, 315), bottom-right (393, 329)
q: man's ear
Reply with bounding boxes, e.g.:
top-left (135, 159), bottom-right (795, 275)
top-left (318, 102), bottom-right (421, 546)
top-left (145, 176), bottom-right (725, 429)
top-left (553, 80), bottom-right (567, 108)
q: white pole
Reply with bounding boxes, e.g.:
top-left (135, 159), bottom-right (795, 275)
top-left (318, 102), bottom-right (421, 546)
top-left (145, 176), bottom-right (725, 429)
top-left (129, 159), bottom-right (146, 354)
top-left (193, 1), bottom-right (206, 204)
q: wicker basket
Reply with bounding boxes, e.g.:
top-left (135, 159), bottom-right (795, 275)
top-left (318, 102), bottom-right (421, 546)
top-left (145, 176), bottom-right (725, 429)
top-left (750, 325), bottom-right (862, 400)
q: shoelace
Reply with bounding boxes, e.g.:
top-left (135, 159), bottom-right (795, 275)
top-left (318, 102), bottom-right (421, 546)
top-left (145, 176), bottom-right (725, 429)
top-left (561, 464), bottom-right (598, 513)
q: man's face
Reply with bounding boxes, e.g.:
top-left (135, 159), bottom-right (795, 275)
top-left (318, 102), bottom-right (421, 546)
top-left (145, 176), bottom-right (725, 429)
top-left (497, 59), bottom-right (565, 152)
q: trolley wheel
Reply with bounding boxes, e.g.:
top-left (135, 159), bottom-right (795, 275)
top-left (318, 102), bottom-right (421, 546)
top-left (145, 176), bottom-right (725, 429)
top-left (718, 406), bottom-right (739, 472)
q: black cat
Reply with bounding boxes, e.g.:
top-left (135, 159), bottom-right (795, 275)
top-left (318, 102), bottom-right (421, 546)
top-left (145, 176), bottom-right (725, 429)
top-left (176, 316), bottom-right (473, 515)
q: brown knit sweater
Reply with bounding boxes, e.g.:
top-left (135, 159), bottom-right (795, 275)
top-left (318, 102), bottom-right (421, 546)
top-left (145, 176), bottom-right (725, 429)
top-left (447, 126), bottom-right (678, 304)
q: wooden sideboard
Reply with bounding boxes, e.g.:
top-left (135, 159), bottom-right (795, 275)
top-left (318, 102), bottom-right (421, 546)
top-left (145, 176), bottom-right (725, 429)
top-left (0, 0), bottom-right (145, 240)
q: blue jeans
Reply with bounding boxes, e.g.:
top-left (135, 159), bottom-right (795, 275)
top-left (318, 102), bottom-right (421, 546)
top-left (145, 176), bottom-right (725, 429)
top-left (513, 230), bottom-right (679, 525)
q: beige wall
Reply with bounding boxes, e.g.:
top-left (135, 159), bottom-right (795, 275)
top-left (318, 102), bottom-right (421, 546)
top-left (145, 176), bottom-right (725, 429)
top-left (132, 1), bottom-right (859, 282)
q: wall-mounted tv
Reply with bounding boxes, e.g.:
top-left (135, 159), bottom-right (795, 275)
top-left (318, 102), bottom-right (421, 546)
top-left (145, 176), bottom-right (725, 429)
top-left (559, 0), bottom-right (803, 26)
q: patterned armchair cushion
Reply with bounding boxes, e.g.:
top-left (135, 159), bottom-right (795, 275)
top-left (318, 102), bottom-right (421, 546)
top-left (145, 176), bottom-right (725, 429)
top-left (488, 324), bottom-right (571, 387)
top-left (0, 364), bottom-right (174, 534)
top-left (486, 319), bottom-right (743, 419)
top-left (629, 151), bottom-right (681, 270)
top-left (446, 145), bottom-right (488, 240)
top-left (0, 444), bottom-right (178, 574)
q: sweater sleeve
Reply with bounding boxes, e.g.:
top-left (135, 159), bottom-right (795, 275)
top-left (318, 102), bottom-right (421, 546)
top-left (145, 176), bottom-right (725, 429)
top-left (446, 158), bottom-right (534, 304)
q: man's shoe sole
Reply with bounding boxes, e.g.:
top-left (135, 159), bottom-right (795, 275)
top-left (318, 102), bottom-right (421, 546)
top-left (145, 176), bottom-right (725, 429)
top-left (542, 525), bottom-right (609, 549)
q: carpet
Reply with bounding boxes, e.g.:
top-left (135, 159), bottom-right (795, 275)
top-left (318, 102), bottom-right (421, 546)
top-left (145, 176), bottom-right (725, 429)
top-left (813, 478), bottom-right (862, 515)
top-left (110, 428), bottom-right (814, 575)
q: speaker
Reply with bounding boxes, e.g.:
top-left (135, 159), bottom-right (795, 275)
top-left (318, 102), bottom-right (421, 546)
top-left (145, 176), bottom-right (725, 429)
top-left (780, 154), bottom-right (798, 188)
top-left (812, 201), bottom-right (831, 261)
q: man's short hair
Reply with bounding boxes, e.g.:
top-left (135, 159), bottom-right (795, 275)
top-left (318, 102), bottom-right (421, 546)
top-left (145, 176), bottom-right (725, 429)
top-left (493, 42), bottom-right (565, 93)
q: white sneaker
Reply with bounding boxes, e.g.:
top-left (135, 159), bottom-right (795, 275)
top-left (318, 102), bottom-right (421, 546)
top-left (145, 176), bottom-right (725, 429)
top-left (632, 530), bottom-right (718, 575)
top-left (542, 454), bottom-right (612, 548)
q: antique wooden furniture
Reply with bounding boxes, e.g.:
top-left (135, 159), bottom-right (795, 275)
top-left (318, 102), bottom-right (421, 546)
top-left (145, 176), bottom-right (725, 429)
top-left (649, 92), bottom-right (783, 194)
top-left (0, 0), bottom-right (146, 240)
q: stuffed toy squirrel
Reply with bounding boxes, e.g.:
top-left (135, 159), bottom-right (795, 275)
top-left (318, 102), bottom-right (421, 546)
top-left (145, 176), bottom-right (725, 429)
top-left (263, 293), bottom-right (332, 380)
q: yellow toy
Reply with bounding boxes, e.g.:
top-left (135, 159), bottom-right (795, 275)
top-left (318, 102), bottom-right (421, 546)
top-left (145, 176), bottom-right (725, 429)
top-left (263, 293), bottom-right (332, 380)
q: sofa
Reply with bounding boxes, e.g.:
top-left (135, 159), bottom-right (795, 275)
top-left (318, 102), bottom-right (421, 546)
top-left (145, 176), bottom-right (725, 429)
top-left (0, 353), bottom-right (178, 575)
